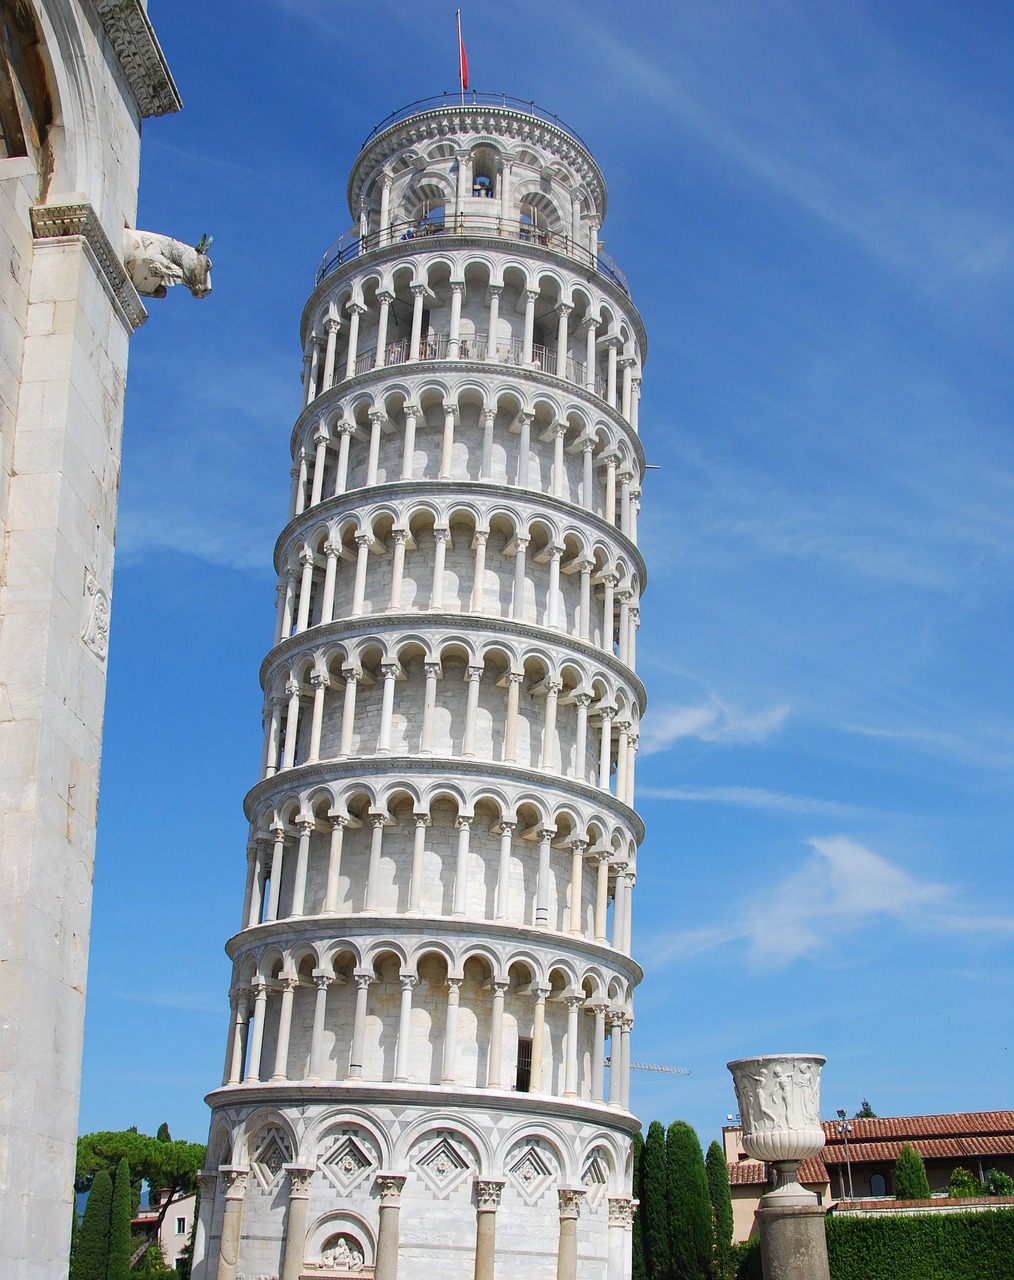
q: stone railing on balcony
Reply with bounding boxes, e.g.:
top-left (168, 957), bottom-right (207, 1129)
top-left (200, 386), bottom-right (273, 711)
top-left (316, 214), bottom-right (629, 295)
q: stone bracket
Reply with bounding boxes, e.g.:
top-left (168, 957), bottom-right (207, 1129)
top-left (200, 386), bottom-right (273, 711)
top-left (30, 202), bottom-right (148, 330)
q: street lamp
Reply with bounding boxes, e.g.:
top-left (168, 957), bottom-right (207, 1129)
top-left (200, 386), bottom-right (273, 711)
top-left (836, 1109), bottom-right (855, 1200)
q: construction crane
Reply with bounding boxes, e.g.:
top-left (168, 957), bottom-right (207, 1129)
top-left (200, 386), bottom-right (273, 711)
top-left (605, 1058), bottom-right (690, 1076)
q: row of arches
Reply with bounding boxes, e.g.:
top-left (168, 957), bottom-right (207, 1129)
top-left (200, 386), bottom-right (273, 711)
top-left (301, 252), bottom-right (642, 429)
top-left (260, 635), bottom-right (641, 804)
top-left (242, 789), bottom-right (638, 946)
top-left (274, 507), bottom-right (642, 678)
top-left (195, 1100), bottom-right (633, 1279)
top-left (223, 943), bottom-right (635, 1109)
top-left (288, 382), bottom-right (643, 533)
top-left (206, 1105), bottom-right (630, 1198)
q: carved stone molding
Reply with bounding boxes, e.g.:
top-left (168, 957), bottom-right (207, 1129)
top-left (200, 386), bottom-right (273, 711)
top-left (81, 571), bottom-right (110, 661)
top-left (30, 203), bottom-right (147, 329)
top-left (94, 0), bottom-right (183, 117)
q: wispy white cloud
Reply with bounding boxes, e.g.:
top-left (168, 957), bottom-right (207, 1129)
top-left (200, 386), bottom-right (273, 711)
top-left (639, 785), bottom-right (870, 820)
top-left (644, 836), bottom-right (1014, 970)
top-left (640, 698), bottom-right (789, 754)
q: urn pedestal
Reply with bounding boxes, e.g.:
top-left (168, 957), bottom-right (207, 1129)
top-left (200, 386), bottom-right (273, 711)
top-left (728, 1054), bottom-right (831, 1280)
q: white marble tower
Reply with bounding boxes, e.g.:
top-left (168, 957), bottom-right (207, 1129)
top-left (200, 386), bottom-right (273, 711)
top-left (196, 93), bottom-right (647, 1280)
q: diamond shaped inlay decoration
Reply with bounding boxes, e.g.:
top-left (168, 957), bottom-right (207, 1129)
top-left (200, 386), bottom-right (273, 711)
top-left (413, 1133), bottom-right (473, 1197)
top-left (321, 1134), bottom-right (375, 1193)
top-left (507, 1142), bottom-right (555, 1204)
top-left (581, 1153), bottom-right (608, 1208)
top-left (251, 1126), bottom-right (292, 1191)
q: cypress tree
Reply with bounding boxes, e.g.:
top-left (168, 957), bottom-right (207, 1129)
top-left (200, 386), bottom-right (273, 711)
top-left (155, 1122), bottom-right (172, 1143)
top-left (632, 1130), bottom-right (647, 1280)
top-left (894, 1142), bottom-right (931, 1199)
top-left (643, 1119), bottom-right (670, 1280)
top-left (107, 1157), bottom-right (133, 1280)
top-left (705, 1140), bottom-right (734, 1278)
top-left (666, 1121), bottom-right (712, 1280)
top-left (70, 1168), bottom-right (112, 1280)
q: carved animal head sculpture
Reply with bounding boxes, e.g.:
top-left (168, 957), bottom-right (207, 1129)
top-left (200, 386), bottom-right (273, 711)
top-left (122, 228), bottom-right (213, 299)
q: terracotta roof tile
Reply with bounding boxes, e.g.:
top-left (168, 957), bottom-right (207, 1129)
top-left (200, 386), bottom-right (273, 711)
top-left (819, 1112), bottom-right (1014, 1166)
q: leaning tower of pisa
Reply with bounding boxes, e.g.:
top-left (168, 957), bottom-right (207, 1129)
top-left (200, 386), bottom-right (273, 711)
top-left (194, 93), bottom-right (647, 1280)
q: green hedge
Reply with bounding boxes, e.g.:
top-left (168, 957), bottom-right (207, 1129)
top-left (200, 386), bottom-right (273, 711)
top-left (825, 1209), bottom-right (1014, 1280)
top-left (732, 1209), bottom-right (1014, 1280)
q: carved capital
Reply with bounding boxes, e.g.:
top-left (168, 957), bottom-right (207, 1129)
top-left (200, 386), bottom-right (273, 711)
top-left (310, 670), bottom-right (330, 690)
top-left (219, 1166), bottom-right (249, 1198)
top-left (284, 1164), bottom-right (315, 1197)
top-left (475, 1178), bottom-right (505, 1211)
top-left (608, 1196), bottom-right (636, 1228)
top-left (558, 1187), bottom-right (586, 1218)
top-left (376, 1173), bottom-right (407, 1206)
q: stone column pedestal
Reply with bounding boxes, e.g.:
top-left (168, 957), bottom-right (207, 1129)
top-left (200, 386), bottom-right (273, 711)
top-left (756, 1203), bottom-right (830, 1280)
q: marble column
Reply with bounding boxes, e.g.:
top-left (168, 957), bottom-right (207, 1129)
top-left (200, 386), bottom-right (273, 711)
top-left (486, 981), bottom-right (508, 1088)
top-left (442, 978), bottom-right (462, 1084)
top-left (307, 971), bottom-right (333, 1079)
top-left (374, 1174), bottom-right (406, 1280)
top-left (243, 981), bottom-right (268, 1083)
top-left (214, 1167), bottom-right (248, 1280)
top-left (323, 816), bottom-right (346, 913)
top-left (607, 1198), bottom-right (635, 1280)
top-left (394, 976), bottom-right (417, 1081)
top-left (473, 1180), bottom-right (505, 1280)
top-left (347, 974), bottom-right (372, 1079)
top-left (556, 1189), bottom-right (586, 1280)
top-left (529, 987), bottom-right (549, 1093)
top-left (279, 1165), bottom-right (315, 1280)
top-left (271, 974), bottom-right (299, 1081)
top-left (191, 1169), bottom-right (218, 1280)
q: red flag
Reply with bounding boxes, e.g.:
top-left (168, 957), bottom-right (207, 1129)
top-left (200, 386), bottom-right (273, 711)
top-left (457, 10), bottom-right (469, 92)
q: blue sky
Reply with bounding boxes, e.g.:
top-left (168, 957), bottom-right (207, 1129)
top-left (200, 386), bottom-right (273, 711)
top-left (79, 0), bottom-right (1013, 1147)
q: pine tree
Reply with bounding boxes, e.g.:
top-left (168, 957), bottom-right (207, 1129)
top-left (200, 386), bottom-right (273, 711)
top-left (70, 1168), bottom-right (112, 1280)
top-left (107, 1157), bottom-right (134, 1280)
top-left (666, 1121), bottom-right (712, 1280)
top-left (705, 1140), bottom-right (734, 1278)
top-left (632, 1130), bottom-right (647, 1280)
top-left (643, 1119), bottom-right (670, 1280)
top-left (854, 1099), bottom-right (876, 1119)
top-left (894, 1142), bottom-right (931, 1199)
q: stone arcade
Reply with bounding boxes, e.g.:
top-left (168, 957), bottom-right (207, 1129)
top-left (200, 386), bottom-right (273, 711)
top-left (193, 94), bottom-right (648, 1280)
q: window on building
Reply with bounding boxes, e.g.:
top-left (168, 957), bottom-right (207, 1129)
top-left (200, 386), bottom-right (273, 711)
top-left (515, 1037), bottom-right (532, 1093)
top-left (176, 1216), bottom-right (186, 1235)
top-left (870, 1174), bottom-right (886, 1197)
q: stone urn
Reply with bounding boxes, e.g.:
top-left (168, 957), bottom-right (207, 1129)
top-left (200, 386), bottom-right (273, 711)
top-left (727, 1055), bottom-right (826, 1206)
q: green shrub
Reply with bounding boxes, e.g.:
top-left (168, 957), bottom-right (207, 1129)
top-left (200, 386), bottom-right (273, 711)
top-left (948, 1166), bottom-right (981, 1198)
top-left (986, 1168), bottom-right (1013, 1196)
top-left (825, 1208), bottom-right (1014, 1280)
top-left (893, 1143), bottom-right (931, 1200)
top-left (728, 1238), bottom-right (762, 1280)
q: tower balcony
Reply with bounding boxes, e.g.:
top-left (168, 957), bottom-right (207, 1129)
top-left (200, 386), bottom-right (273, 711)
top-left (316, 212), bottom-right (629, 297)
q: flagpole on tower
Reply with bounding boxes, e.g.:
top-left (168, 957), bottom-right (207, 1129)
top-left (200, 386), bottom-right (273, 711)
top-left (457, 9), bottom-right (468, 106)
